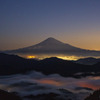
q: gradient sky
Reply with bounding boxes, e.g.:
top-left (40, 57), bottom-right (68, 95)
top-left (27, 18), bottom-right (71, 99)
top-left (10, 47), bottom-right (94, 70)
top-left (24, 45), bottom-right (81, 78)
top-left (0, 0), bottom-right (100, 50)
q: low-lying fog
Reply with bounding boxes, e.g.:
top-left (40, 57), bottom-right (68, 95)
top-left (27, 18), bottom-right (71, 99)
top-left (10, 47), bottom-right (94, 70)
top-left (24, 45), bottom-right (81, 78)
top-left (0, 71), bottom-right (100, 100)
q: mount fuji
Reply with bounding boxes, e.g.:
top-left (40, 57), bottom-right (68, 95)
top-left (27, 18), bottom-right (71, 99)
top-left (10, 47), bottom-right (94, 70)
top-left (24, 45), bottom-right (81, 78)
top-left (5, 37), bottom-right (100, 57)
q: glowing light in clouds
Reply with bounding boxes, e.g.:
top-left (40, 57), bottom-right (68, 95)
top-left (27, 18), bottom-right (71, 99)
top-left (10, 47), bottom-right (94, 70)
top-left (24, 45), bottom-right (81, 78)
top-left (27, 56), bottom-right (36, 59)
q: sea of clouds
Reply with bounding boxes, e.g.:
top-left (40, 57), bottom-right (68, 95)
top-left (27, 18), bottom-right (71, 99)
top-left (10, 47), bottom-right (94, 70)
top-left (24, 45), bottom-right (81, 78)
top-left (0, 71), bottom-right (100, 100)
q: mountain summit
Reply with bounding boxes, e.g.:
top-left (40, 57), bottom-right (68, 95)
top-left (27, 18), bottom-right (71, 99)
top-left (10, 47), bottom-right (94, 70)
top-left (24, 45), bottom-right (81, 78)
top-left (38, 37), bottom-right (64, 45)
top-left (5, 37), bottom-right (100, 56)
top-left (33, 37), bottom-right (64, 47)
top-left (14, 37), bottom-right (81, 52)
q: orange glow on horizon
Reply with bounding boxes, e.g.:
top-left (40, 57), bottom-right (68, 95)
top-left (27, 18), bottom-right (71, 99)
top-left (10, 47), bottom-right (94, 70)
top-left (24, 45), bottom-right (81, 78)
top-left (25, 55), bottom-right (81, 60)
top-left (78, 82), bottom-right (100, 90)
top-left (57, 56), bottom-right (79, 60)
top-left (36, 79), bottom-right (63, 86)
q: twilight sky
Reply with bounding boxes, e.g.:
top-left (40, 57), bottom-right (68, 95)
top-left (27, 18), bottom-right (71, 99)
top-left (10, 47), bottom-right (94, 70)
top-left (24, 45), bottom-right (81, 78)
top-left (0, 0), bottom-right (100, 50)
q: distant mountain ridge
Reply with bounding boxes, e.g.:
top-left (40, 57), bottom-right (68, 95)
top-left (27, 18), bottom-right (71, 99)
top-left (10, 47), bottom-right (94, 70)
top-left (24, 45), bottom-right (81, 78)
top-left (76, 57), bottom-right (100, 65)
top-left (0, 53), bottom-right (100, 77)
top-left (5, 37), bottom-right (100, 56)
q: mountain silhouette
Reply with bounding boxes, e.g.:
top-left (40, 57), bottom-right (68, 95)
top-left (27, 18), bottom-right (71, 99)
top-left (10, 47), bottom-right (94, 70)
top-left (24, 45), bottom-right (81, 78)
top-left (85, 89), bottom-right (100, 100)
top-left (0, 89), bottom-right (22, 100)
top-left (5, 37), bottom-right (100, 56)
top-left (0, 53), bottom-right (100, 77)
top-left (76, 57), bottom-right (100, 65)
top-left (30, 37), bottom-right (81, 50)
top-left (0, 53), bottom-right (37, 75)
top-left (7, 37), bottom-right (81, 53)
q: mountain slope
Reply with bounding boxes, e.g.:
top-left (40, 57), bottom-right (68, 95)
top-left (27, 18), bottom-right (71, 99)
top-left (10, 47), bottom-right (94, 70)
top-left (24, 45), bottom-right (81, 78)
top-left (6, 37), bottom-right (83, 53)
top-left (5, 37), bottom-right (100, 56)
top-left (26, 37), bottom-right (81, 51)
top-left (1, 53), bottom-right (100, 77)
top-left (0, 53), bottom-right (37, 75)
top-left (76, 57), bottom-right (100, 65)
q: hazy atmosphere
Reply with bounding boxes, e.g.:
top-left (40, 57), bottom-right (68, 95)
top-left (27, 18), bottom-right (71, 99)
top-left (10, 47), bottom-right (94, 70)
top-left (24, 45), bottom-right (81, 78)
top-left (0, 0), bottom-right (100, 50)
top-left (0, 1), bottom-right (100, 100)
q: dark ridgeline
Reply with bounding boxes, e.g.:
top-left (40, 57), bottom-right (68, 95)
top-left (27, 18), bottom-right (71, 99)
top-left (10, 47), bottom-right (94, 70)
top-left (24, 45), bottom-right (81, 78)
top-left (24, 93), bottom-right (59, 100)
top-left (0, 89), bottom-right (76, 100)
top-left (0, 53), bottom-right (100, 77)
top-left (24, 89), bottom-right (75, 100)
top-left (76, 57), bottom-right (100, 65)
top-left (0, 53), bottom-right (38, 75)
top-left (0, 89), bottom-right (22, 100)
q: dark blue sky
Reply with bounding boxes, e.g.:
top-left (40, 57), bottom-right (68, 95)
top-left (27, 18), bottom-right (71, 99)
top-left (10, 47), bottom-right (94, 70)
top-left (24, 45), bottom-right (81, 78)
top-left (0, 0), bottom-right (100, 50)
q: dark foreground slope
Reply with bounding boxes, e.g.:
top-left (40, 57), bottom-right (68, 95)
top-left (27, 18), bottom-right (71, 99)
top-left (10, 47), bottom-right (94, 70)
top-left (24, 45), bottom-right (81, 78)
top-left (0, 89), bottom-right (22, 100)
top-left (0, 53), bottom-right (37, 75)
top-left (0, 53), bottom-right (100, 77)
top-left (85, 89), bottom-right (100, 100)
